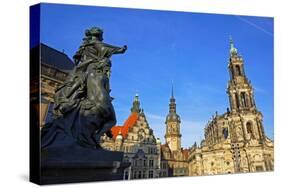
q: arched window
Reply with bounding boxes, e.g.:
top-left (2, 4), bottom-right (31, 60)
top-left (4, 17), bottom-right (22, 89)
top-left (222, 127), bottom-right (229, 139)
top-left (246, 122), bottom-right (253, 134)
top-left (235, 65), bottom-right (242, 76)
top-left (241, 92), bottom-right (247, 107)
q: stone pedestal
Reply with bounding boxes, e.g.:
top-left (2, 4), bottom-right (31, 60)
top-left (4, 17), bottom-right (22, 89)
top-left (40, 144), bottom-right (130, 184)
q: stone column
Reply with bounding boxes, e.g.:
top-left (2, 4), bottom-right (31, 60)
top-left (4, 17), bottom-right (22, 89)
top-left (236, 93), bottom-right (241, 109)
top-left (250, 92), bottom-right (256, 108)
top-left (241, 119), bottom-right (248, 141)
top-left (257, 119), bottom-right (265, 141)
top-left (245, 93), bottom-right (250, 108)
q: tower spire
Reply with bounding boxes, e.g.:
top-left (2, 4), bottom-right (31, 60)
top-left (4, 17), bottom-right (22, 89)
top-left (171, 80), bottom-right (174, 99)
top-left (229, 36), bottom-right (238, 56)
top-left (230, 36), bottom-right (234, 48)
top-left (165, 84), bottom-right (182, 151)
top-left (131, 93), bottom-right (141, 113)
top-left (169, 85), bottom-right (176, 113)
top-left (227, 38), bottom-right (255, 112)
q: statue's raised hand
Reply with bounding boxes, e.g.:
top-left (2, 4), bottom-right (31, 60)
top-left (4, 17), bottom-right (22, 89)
top-left (122, 45), bottom-right (127, 53)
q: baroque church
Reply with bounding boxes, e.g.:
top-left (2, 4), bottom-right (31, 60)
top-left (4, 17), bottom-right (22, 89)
top-left (187, 39), bottom-right (274, 175)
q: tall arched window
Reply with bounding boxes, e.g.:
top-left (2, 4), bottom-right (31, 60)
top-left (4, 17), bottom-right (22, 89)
top-left (241, 92), bottom-right (247, 107)
top-left (222, 127), bottom-right (229, 139)
top-left (246, 121), bottom-right (253, 135)
top-left (235, 65), bottom-right (242, 76)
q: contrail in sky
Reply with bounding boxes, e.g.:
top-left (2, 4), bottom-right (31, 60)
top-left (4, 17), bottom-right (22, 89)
top-left (236, 16), bottom-right (273, 36)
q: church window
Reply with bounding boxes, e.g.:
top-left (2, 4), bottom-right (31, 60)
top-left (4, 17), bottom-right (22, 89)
top-left (222, 128), bottom-right (228, 139)
top-left (235, 65), bottom-right (242, 76)
top-left (241, 92), bottom-right (247, 107)
top-left (246, 122), bottom-right (253, 134)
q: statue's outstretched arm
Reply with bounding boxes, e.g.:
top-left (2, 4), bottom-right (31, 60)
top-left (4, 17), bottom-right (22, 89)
top-left (103, 43), bottom-right (127, 54)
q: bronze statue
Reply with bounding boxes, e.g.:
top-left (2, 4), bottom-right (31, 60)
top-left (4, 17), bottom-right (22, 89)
top-left (41, 27), bottom-right (127, 149)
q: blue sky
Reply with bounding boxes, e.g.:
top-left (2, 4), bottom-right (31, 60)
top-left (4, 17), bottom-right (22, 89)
top-left (39, 3), bottom-right (274, 148)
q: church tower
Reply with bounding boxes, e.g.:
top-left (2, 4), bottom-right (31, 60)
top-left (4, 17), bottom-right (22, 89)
top-left (131, 94), bottom-right (141, 113)
top-left (227, 37), bottom-right (256, 113)
top-left (165, 85), bottom-right (182, 151)
top-left (226, 37), bottom-right (265, 142)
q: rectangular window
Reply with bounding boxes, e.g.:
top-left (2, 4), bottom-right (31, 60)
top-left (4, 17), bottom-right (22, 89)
top-left (138, 159), bottom-right (142, 167)
top-left (143, 159), bottom-right (147, 167)
top-left (163, 163), bottom-right (167, 169)
top-left (138, 171), bottom-right (142, 179)
top-left (149, 170), bottom-right (153, 178)
top-left (142, 171), bottom-right (146, 178)
top-left (124, 171), bottom-right (128, 180)
top-left (149, 160), bottom-right (154, 167)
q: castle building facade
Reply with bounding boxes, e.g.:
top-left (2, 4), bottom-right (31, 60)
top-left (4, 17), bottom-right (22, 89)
top-left (187, 39), bottom-right (274, 176)
top-left (35, 43), bottom-right (74, 127)
top-left (101, 95), bottom-right (161, 180)
top-left (160, 87), bottom-right (189, 177)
